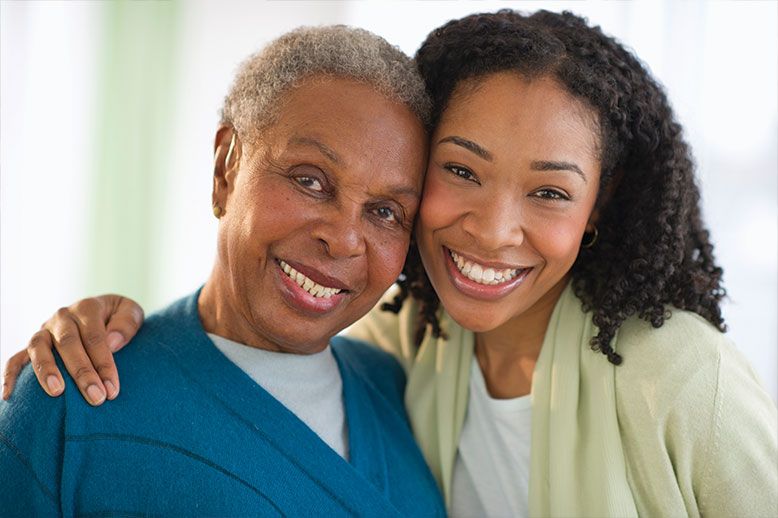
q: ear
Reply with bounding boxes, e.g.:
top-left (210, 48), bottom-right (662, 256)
top-left (212, 125), bottom-right (242, 213)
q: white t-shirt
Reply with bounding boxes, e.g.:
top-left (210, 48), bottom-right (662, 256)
top-left (451, 358), bottom-right (532, 518)
top-left (208, 333), bottom-right (348, 459)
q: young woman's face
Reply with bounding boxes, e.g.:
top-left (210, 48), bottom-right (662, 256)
top-left (417, 72), bottom-right (602, 332)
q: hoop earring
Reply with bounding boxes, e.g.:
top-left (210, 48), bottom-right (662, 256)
top-left (582, 225), bottom-right (598, 248)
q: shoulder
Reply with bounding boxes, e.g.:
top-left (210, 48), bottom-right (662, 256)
top-left (616, 308), bottom-right (730, 393)
top-left (0, 361), bottom-right (67, 441)
top-left (346, 285), bottom-right (421, 371)
top-left (614, 306), bottom-right (772, 445)
top-left (113, 291), bottom-right (200, 373)
top-left (83, 292), bottom-right (203, 411)
top-left (331, 335), bottom-right (406, 404)
top-left (0, 359), bottom-right (67, 510)
top-left (614, 309), bottom-right (778, 514)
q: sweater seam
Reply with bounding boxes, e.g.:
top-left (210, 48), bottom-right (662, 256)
top-left (65, 432), bottom-right (285, 514)
top-left (695, 347), bottom-right (724, 515)
top-left (0, 431), bottom-right (58, 504)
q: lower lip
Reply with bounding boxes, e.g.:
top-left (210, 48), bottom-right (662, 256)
top-left (276, 261), bottom-right (346, 315)
top-left (443, 247), bottom-right (531, 302)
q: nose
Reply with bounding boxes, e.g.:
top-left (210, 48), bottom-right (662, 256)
top-left (312, 206), bottom-right (367, 259)
top-left (461, 193), bottom-right (524, 251)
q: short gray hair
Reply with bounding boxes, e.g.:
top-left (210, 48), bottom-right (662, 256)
top-left (221, 25), bottom-right (431, 136)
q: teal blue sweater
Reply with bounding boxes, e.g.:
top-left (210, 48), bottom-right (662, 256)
top-left (0, 291), bottom-right (444, 517)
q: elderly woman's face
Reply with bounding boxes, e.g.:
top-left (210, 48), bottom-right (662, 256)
top-left (213, 77), bottom-right (426, 353)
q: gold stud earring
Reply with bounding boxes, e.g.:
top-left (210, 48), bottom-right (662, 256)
top-left (582, 225), bottom-right (598, 248)
top-left (213, 205), bottom-right (223, 218)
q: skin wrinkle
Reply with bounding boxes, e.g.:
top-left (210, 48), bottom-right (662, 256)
top-left (199, 76), bottom-right (426, 355)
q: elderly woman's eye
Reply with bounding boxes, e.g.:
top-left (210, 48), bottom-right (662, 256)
top-left (445, 164), bottom-right (479, 184)
top-left (532, 188), bottom-right (570, 201)
top-left (375, 206), bottom-right (398, 222)
top-left (295, 175), bottom-right (324, 192)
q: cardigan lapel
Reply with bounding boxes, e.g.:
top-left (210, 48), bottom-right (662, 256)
top-left (158, 290), bottom-right (402, 517)
top-left (330, 345), bottom-right (389, 493)
top-left (528, 284), bottom-right (638, 517)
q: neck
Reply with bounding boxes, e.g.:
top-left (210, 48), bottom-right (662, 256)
top-left (474, 276), bottom-right (569, 398)
top-left (198, 265), bottom-right (284, 352)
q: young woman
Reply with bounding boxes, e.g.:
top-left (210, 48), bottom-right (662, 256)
top-left (5, 10), bottom-right (777, 517)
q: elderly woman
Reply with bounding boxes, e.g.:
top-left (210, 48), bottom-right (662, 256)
top-left (0, 26), bottom-right (445, 517)
top-left (6, 9), bottom-right (778, 518)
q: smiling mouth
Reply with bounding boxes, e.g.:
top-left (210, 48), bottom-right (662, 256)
top-left (278, 260), bottom-right (345, 298)
top-left (448, 249), bottom-right (529, 285)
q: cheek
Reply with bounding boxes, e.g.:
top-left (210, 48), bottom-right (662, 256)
top-left (527, 212), bottom-right (586, 264)
top-left (418, 175), bottom-right (462, 236)
top-left (368, 232), bottom-right (410, 287)
top-left (223, 184), bottom-right (304, 259)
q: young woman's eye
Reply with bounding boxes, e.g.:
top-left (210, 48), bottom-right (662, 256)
top-left (445, 164), bottom-right (479, 184)
top-left (294, 175), bottom-right (324, 193)
top-left (532, 188), bottom-right (570, 201)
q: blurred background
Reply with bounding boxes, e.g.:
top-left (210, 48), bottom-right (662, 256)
top-left (2, 0), bottom-right (776, 401)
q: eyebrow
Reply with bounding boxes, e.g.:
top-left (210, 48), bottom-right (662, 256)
top-left (384, 186), bottom-right (421, 201)
top-left (288, 136), bottom-right (340, 164)
top-left (437, 136), bottom-right (493, 161)
top-left (530, 160), bottom-right (587, 183)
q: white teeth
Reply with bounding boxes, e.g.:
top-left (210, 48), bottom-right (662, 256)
top-left (449, 250), bottom-right (521, 285)
top-left (278, 261), bottom-right (343, 298)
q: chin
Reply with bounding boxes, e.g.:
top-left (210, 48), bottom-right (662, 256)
top-left (443, 305), bottom-right (507, 334)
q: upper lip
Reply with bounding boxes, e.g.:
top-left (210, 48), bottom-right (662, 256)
top-left (445, 246), bottom-right (528, 271)
top-left (278, 258), bottom-right (352, 291)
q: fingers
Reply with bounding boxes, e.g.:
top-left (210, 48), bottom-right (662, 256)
top-left (6, 294), bottom-right (142, 406)
top-left (25, 329), bottom-right (66, 398)
top-left (47, 308), bottom-right (107, 406)
top-left (2, 350), bottom-right (32, 400)
top-left (103, 295), bottom-right (144, 352)
top-left (70, 298), bottom-right (120, 400)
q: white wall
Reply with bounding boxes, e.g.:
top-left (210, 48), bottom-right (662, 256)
top-left (2, 0), bottom-right (776, 400)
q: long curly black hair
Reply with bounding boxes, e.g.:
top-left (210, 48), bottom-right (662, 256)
top-left (382, 10), bottom-right (726, 365)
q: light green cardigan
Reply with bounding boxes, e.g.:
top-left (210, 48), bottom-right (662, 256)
top-left (348, 283), bottom-right (778, 517)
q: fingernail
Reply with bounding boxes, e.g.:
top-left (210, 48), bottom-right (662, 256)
top-left (86, 384), bottom-right (106, 405)
top-left (132, 309), bottom-right (143, 325)
top-left (103, 380), bottom-right (117, 399)
top-left (107, 332), bottom-right (124, 352)
top-left (47, 375), bottom-right (63, 394)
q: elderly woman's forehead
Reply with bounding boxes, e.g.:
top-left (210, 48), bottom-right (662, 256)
top-left (245, 76), bottom-right (425, 142)
top-left (221, 25), bottom-right (431, 138)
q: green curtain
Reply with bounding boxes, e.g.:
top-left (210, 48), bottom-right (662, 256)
top-left (88, 0), bottom-right (179, 308)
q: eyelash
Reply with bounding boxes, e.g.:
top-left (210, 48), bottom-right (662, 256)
top-left (532, 188), bottom-right (570, 201)
top-left (444, 164), bottom-right (480, 185)
top-left (370, 203), bottom-right (409, 230)
top-left (373, 206), bottom-right (398, 223)
top-left (294, 175), bottom-right (325, 193)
